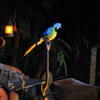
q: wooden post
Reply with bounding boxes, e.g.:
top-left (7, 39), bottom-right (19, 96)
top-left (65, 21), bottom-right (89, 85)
top-left (41, 40), bottom-right (51, 100)
top-left (12, 30), bottom-right (20, 66)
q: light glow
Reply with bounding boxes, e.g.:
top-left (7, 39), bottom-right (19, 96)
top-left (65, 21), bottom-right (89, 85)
top-left (4, 25), bottom-right (14, 34)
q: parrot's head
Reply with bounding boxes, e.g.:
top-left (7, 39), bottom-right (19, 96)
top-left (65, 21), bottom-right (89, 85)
top-left (53, 23), bottom-right (62, 31)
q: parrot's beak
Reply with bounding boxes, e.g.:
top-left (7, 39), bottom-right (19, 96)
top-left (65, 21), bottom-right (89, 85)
top-left (60, 26), bottom-right (62, 29)
top-left (55, 26), bottom-right (62, 32)
top-left (58, 26), bottom-right (62, 30)
top-left (57, 26), bottom-right (62, 30)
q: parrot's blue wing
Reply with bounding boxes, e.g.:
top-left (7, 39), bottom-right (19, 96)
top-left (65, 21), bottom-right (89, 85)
top-left (42, 27), bottom-right (52, 36)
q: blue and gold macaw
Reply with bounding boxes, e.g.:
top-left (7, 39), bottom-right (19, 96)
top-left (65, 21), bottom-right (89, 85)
top-left (24, 23), bottom-right (62, 56)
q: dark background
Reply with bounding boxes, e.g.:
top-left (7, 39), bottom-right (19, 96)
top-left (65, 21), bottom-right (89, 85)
top-left (0, 0), bottom-right (100, 84)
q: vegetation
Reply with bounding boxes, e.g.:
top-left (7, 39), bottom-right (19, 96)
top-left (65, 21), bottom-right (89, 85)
top-left (0, 0), bottom-right (100, 99)
top-left (0, 0), bottom-right (72, 99)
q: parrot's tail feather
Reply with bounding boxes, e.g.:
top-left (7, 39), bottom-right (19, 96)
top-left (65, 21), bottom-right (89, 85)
top-left (24, 38), bottom-right (45, 56)
top-left (24, 43), bottom-right (36, 56)
top-left (37, 38), bottom-right (45, 45)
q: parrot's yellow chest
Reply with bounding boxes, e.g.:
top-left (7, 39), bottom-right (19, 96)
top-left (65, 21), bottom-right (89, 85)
top-left (48, 32), bottom-right (57, 40)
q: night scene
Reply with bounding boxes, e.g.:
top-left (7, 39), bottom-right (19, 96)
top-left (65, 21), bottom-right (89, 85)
top-left (0, 0), bottom-right (100, 100)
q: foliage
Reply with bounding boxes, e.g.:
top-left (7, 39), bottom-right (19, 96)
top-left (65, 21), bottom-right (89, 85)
top-left (50, 38), bottom-right (72, 77)
top-left (73, 32), bottom-right (89, 60)
top-left (0, 0), bottom-right (72, 99)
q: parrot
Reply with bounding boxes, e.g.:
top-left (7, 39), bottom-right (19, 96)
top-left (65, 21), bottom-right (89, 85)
top-left (24, 22), bottom-right (62, 56)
